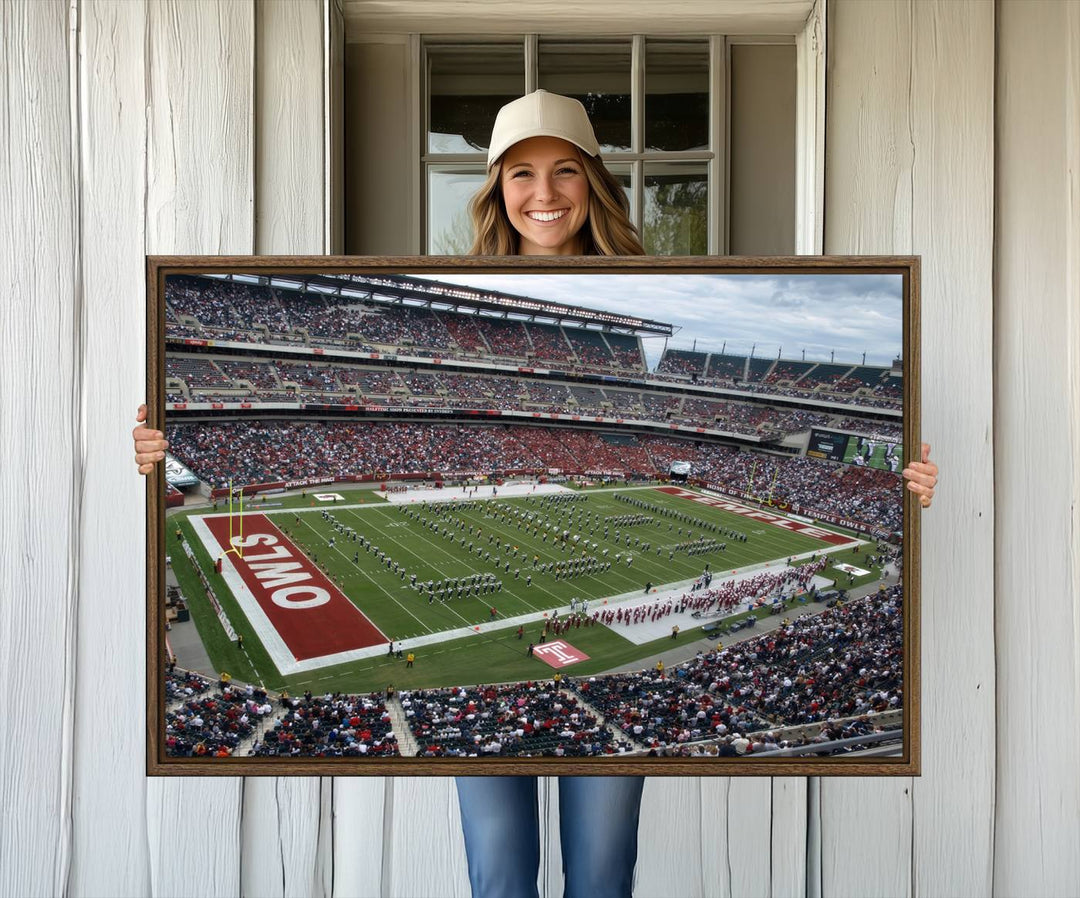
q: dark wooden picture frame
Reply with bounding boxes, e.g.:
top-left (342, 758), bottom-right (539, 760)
top-left (147, 255), bottom-right (920, 776)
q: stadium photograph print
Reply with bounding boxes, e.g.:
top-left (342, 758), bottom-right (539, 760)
top-left (143, 255), bottom-right (924, 779)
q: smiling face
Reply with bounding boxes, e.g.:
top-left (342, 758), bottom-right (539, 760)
top-left (499, 136), bottom-right (591, 255)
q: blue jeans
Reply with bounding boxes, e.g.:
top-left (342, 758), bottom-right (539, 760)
top-left (455, 775), bottom-right (646, 898)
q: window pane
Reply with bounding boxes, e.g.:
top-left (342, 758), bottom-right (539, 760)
top-left (604, 163), bottom-right (634, 221)
top-left (643, 163), bottom-right (707, 255)
top-left (428, 44), bottom-right (524, 154)
top-left (645, 40), bottom-right (709, 152)
top-left (538, 40), bottom-right (631, 153)
top-left (428, 167), bottom-right (487, 254)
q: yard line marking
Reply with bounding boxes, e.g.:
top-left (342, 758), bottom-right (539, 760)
top-left (339, 506), bottom-right (480, 629)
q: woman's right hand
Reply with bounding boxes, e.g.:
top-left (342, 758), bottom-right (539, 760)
top-left (133, 403), bottom-right (169, 475)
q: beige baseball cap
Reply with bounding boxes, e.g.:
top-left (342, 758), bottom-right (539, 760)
top-left (486, 90), bottom-right (601, 169)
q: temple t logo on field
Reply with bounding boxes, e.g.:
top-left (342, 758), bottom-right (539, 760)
top-left (533, 641), bottom-right (590, 668)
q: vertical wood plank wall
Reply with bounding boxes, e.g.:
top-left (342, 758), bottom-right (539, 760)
top-left (994, 2), bottom-right (1080, 895)
top-left (0, 1), bottom-right (1076, 897)
top-left (907, 3), bottom-right (997, 894)
top-left (245, 4), bottom-right (330, 898)
top-left (143, 1), bottom-right (253, 895)
top-left (824, 3), bottom-right (996, 897)
top-left (71, 1), bottom-right (151, 894)
top-left (0, 2), bottom-right (78, 897)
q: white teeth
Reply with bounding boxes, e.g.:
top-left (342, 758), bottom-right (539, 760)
top-left (528, 210), bottom-right (567, 222)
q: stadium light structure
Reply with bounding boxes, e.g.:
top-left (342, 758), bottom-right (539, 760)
top-left (338, 274), bottom-right (675, 336)
top-left (181, 272), bottom-right (675, 336)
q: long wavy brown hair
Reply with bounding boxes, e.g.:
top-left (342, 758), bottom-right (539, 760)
top-left (468, 150), bottom-right (645, 256)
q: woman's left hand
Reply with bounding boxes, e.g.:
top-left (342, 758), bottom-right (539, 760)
top-left (902, 442), bottom-right (938, 508)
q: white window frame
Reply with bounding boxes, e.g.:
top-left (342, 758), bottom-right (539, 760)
top-left (410, 1), bottom-right (825, 256)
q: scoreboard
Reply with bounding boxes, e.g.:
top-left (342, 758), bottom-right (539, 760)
top-left (807, 429), bottom-right (848, 462)
top-left (808, 429), bottom-right (904, 472)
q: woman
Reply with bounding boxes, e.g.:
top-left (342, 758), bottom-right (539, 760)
top-left (453, 90), bottom-right (648, 898)
top-left (467, 90), bottom-right (642, 257)
top-left (132, 90), bottom-right (938, 898)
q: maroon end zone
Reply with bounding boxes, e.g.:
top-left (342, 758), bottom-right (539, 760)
top-left (204, 514), bottom-right (386, 661)
top-left (655, 486), bottom-right (854, 546)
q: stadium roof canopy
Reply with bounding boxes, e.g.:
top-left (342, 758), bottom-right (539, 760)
top-left (208, 271), bottom-right (674, 337)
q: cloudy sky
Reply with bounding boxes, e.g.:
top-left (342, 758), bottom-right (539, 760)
top-left (414, 273), bottom-right (904, 369)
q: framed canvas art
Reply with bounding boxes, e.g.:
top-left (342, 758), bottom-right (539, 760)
top-left (147, 255), bottom-right (920, 776)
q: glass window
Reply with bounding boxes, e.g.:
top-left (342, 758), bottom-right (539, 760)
top-left (428, 167), bottom-right (488, 254)
top-left (645, 40), bottom-right (709, 152)
top-left (418, 35), bottom-right (769, 256)
top-left (427, 44), bottom-right (524, 154)
top-left (538, 40), bottom-right (632, 153)
top-left (605, 163), bottom-right (634, 213)
top-left (643, 163), bottom-right (708, 255)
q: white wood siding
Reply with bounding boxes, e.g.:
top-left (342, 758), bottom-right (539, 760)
top-left (143, 0), bottom-right (253, 895)
top-left (824, 3), bottom-right (996, 897)
top-left (0, 1), bottom-right (1075, 897)
top-left (246, 4), bottom-right (330, 897)
top-left (70, 0), bottom-right (152, 894)
top-left (994, 1), bottom-right (1080, 895)
top-left (0, 2), bottom-right (78, 896)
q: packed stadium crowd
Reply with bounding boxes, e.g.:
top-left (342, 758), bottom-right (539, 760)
top-left (833, 417), bottom-right (903, 440)
top-left (764, 361), bottom-right (815, 386)
top-left (645, 442), bottom-right (903, 533)
top-left (165, 276), bottom-right (905, 414)
top-left (251, 691), bottom-right (399, 757)
top-left (166, 352), bottom-right (887, 438)
top-left (655, 349), bottom-right (706, 378)
top-left (721, 381), bottom-right (902, 410)
top-left (165, 584), bottom-right (901, 759)
top-left (401, 682), bottom-right (621, 757)
top-left (164, 674), bottom-right (274, 757)
top-left (566, 585), bottom-right (903, 751)
top-left (166, 276), bottom-right (646, 373)
top-left (650, 347), bottom-right (901, 409)
top-left (164, 421), bottom-right (902, 531)
top-left (165, 667), bottom-right (211, 702)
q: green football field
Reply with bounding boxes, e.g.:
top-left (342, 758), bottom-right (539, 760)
top-left (167, 485), bottom-right (871, 694)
